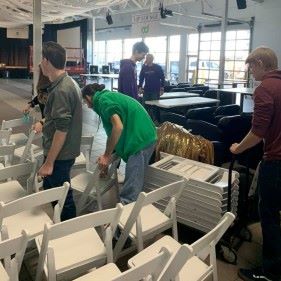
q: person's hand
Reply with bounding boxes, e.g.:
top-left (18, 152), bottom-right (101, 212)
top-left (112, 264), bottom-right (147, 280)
top-left (99, 167), bottom-right (108, 178)
top-left (97, 154), bottom-right (111, 171)
top-left (138, 87), bottom-right (144, 97)
top-left (38, 161), bottom-right (54, 177)
top-left (23, 104), bottom-right (31, 114)
top-left (32, 121), bottom-right (43, 134)
top-left (230, 143), bottom-right (241, 154)
top-left (160, 87), bottom-right (164, 96)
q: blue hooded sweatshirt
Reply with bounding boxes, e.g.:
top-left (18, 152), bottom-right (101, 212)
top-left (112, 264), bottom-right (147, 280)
top-left (118, 59), bottom-right (138, 100)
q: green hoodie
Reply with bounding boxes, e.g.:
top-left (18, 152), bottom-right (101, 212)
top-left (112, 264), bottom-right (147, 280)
top-left (93, 90), bottom-right (157, 162)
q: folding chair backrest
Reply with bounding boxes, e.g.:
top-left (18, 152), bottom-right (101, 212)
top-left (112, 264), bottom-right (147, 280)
top-left (191, 212), bottom-right (235, 260)
top-left (0, 230), bottom-right (29, 281)
top-left (1, 117), bottom-right (33, 130)
top-left (0, 129), bottom-right (12, 145)
top-left (0, 161), bottom-right (37, 193)
top-left (46, 203), bottom-right (123, 241)
top-left (157, 212), bottom-right (235, 281)
top-left (113, 180), bottom-right (185, 259)
top-left (0, 144), bottom-right (15, 166)
top-left (113, 247), bottom-right (172, 281)
top-left (143, 180), bottom-right (185, 207)
top-left (77, 154), bottom-right (120, 212)
top-left (157, 244), bottom-right (194, 281)
top-left (19, 130), bottom-right (37, 163)
top-left (0, 183), bottom-right (69, 225)
top-left (35, 204), bottom-right (123, 281)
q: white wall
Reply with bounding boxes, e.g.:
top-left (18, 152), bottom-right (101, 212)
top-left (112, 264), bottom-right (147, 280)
top-left (57, 26), bottom-right (81, 48)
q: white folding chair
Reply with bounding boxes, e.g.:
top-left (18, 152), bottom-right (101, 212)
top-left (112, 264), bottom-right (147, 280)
top-left (0, 183), bottom-right (69, 241)
top-left (72, 154), bottom-right (120, 214)
top-left (35, 204), bottom-right (123, 281)
top-left (13, 130), bottom-right (43, 164)
top-left (0, 230), bottom-right (29, 281)
top-left (113, 179), bottom-right (185, 260)
top-left (1, 117), bottom-right (34, 147)
top-left (0, 161), bottom-right (37, 203)
top-left (0, 128), bottom-right (12, 145)
top-left (73, 247), bottom-right (172, 281)
top-left (73, 135), bottom-right (94, 170)
top-left (129, 212), bottom-right (235, 281)
top-left (0, 143), bottom-right (16, 168)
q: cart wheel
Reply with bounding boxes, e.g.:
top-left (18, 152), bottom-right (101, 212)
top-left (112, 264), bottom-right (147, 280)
top-left (218, 244), bottom-right (238, 265)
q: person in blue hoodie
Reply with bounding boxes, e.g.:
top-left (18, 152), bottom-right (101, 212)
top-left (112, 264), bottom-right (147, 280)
top-left (139, 54), bottom-right (165, 121)
top-left (118, 41), bottom-right (149, 100)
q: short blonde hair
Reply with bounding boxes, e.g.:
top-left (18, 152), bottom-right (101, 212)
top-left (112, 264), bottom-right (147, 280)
top-left (246, 46), bottom-right (278, 70)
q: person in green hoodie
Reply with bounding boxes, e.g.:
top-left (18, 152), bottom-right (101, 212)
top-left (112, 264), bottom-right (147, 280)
top-left (82, 83), bottom-right (157, 204)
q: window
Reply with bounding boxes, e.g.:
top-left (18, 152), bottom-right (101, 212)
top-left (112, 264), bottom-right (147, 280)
top-left (168, 35), bottom-right (180, 82)
top-left (197, 32), bottom-right (221, 84)
top-left (144, 36), bottom-right (167, 74)
top-left (106, 40), bottom-right (122, 73)
top-left (123, 38), bottom-right (142, 59)
top-left (93, 41), bottom-right (106, 67)
top-left (194, 29), bottom-right (250, 85)
top-left (187, 33), bottom-right (199, 83)
top-left (225, 30), bottom-right (250, 81)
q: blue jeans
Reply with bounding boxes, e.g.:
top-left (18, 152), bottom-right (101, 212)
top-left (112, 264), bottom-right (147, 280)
top-left (43, 158), bottom-right (76, 221)
top-left (120, 143), bottom-right (155, 204)
top-left (258, 160), bottom-right (281, 280)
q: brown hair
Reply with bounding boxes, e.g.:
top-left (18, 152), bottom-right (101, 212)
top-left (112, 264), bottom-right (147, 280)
top-left (37, 65), bottom-right (51, 92)
top-left (81, 83), bottom-right (105, 99)
top-left (246, 46), bottom-right (278, 71)
top-left (42, 41), bottom-right (66, 70)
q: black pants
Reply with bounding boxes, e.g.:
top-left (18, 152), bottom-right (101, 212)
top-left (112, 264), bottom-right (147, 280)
top-left (43, 158), bottom-right (76, 221)
top-left (258, 160), bottom-right (281, 280)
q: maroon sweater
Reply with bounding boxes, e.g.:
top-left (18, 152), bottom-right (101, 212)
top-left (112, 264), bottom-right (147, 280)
top-left (251, 70), bottom-right (281, 160)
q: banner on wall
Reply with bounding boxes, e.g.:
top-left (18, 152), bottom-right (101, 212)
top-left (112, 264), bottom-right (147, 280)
top-left (6, 26), bottom-right (29, 39)
top-left (131, 12), bottom-right (160, 37)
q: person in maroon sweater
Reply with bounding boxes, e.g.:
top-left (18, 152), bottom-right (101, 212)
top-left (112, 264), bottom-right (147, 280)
top-left (230, 47), bottom-right (281, 281)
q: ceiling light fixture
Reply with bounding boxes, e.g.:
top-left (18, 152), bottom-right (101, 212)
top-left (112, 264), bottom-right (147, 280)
top-left (106, 10), bottom-right (113, 25)
top-left (159, 3), bottom-right (173, 19)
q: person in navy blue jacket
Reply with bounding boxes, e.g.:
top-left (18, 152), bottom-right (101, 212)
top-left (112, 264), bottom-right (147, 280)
top-left (139, 54), bottom-right (165, 120)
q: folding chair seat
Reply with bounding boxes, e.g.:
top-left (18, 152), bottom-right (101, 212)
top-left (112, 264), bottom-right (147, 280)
top-left (0, 230), bottom-right (29, 281)
top-left (73, 247), bottom-right (172, 281)
top-left (0, 183), bottom-right (69, 240)
top-left (73, 135), bottom-right (94, 170)
top-left (35, 204), bottom-right (123, 281)
top-left (0, 161), bottom-right (37, 203)
top-left (1, 117), bottom-right (34, 147)
top-left (113, 179), bottom-right (185, 260)
top-left (72, 154), bottom-right (120, 214)
top-left (13, 130), bottom-right (43, 163)
top-left (129, 212), bottom-right (235, 281)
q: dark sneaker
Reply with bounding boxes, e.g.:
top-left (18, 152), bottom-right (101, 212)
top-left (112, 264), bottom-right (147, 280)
top-left (238, 268), bottom-right (274, 281)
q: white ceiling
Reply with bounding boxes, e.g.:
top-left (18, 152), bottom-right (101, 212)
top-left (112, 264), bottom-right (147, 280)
top-left (0, 0), bottom-right (197, 28)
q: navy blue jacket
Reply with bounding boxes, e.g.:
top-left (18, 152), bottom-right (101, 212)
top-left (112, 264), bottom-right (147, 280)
top-left (139, 64), bottom-right (165, 93)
